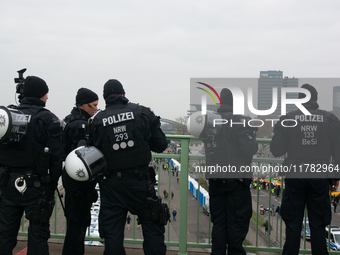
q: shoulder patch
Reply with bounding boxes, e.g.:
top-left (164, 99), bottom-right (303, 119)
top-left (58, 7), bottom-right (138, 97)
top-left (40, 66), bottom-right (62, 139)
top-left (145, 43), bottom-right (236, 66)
top-left (52, 117), bottom-right (60, 124)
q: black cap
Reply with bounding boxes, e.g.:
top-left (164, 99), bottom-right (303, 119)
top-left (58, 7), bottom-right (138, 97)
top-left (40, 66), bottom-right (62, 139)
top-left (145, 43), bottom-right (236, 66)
top-left (103, 79), bottom-right (125, 99)
top-left (220, 88), bottom-right (233, 106)
top-left (76, 88), bottom-right (99, 105)
top-left (298, 84), bottom-right (318, 102)
top-left (24, 76), bottom-right (49, 98)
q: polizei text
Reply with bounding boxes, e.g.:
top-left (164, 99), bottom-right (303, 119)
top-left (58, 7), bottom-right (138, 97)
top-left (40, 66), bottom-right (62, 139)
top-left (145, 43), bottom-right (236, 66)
top-left (102, 111), bottom-right (135, 127)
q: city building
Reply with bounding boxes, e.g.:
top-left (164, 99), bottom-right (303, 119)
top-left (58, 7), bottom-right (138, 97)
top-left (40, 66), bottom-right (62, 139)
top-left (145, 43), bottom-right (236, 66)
top-left (258, 70), bottom-right (298, 117)
top-left (333, 86), bottom-right (340, 111)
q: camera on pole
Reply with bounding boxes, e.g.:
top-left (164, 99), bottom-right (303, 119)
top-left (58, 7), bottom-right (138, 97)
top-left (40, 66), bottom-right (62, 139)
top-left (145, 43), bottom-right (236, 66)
top-left (14, 68), bottom-right (27, 103)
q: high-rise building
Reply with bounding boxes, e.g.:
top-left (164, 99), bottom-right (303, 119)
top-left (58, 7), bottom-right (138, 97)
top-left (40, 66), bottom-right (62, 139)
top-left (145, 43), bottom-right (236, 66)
top-left (258, 70), bottom-right (298, 117)
top-left (333, 86), bottom-right (340, 111)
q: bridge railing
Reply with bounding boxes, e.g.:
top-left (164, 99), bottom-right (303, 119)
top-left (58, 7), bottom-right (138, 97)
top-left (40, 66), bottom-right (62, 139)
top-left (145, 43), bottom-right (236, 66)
top-left (17, 135), bottom-right (338, 254)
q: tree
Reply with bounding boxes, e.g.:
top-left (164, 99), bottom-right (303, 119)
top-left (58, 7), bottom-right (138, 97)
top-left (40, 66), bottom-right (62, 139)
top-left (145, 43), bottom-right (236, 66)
top-left (173, 116), bottom-right (189, 135)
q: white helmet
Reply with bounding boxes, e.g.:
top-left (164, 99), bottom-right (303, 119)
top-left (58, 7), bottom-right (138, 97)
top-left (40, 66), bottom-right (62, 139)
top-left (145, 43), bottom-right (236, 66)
top-left (187, 111), bottom-right (223, 137)
top-left (187, 111), bottom-right (206, 137)
top-left (65, 146), bottom-right (107, 181)
top-left (0, 106), bottom-right (29, 144)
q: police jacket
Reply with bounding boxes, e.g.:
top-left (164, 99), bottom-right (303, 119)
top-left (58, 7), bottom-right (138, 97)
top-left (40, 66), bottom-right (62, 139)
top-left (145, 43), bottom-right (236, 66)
top-left (88, 94), bottom-right (168, 173)
top-left (62, 107), bottom-right (91, 158)
top-left (271, 101), bottom-right (340, 162)
top-left (0, 98), bottom-right (63, 187)
top-left (270, 101), bottom-right (340, 178)
top-left (200, 103), bottom-right (258, 176)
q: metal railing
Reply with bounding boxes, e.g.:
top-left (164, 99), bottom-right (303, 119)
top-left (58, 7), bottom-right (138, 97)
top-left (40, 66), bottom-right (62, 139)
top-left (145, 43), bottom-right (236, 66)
top-left (17, 135), bottom-right (339, 255)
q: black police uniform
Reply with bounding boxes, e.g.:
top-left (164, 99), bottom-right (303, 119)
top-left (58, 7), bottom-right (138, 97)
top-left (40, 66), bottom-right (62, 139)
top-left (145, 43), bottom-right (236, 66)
top-left (0, 98), bottom-right (63, 255)
top-left (270, 85), bottom-right (340, 255)
top-left (61, 107), bottom-right (98, 255)
top-left (200, 88), bottom-right (258, 255)
top-left (88, 94), bottom-right (168, 255)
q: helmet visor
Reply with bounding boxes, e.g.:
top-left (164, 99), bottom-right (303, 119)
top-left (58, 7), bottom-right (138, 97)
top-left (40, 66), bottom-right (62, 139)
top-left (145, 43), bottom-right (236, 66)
top-left (75, 146), bottom-right (107, 181)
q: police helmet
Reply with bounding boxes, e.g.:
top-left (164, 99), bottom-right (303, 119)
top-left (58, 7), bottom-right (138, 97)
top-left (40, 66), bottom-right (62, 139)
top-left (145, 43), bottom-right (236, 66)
top-left (65, 146), bottom-right (107, 181)
top-left (0, 106), bottom-right (29, 144)
top-left (187, 111), bottom-right (223, 138)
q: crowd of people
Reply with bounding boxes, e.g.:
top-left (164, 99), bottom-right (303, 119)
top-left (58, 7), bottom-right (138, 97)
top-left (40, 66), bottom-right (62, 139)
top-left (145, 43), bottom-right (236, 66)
top-left (252, 179), bottom-right (282, 197)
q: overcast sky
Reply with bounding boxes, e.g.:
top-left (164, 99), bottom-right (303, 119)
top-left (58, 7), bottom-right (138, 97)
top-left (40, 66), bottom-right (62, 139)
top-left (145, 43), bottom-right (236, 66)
top-left (1, 0), bottom-right (340, 121)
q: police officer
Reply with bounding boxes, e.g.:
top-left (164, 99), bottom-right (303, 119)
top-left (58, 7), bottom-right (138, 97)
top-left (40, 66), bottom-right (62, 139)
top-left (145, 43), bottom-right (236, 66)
top-left (88, 79), bottom-right (168, 255)
top-left (200, 88), bottom-right (258, 255)
top-left (0, 76), bottom-right (63, 255)
top-left (270, 84), bottom-right (340, 255)
top-left (62, 88), bottom-right (99, 255)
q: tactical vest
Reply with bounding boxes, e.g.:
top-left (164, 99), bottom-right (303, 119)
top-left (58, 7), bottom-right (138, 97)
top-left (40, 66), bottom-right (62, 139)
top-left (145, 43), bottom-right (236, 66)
top-left (0, 105), bottom-right (50, 168)
top-left (63, 112), bottom-right (88, 155)
top-left (285, 108), bottom-right (332, 161)
top-left (203, 112), bottom-right (252, 166)
top-left (93, 103), bottom-right (151, 172)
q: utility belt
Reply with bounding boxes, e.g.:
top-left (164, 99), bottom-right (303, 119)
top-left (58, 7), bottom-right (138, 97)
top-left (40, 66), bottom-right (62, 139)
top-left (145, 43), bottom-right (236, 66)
top-left (210, 178), bottom-right (252, 186)
top-left (0, 167), bottom-right (55, 226)
top-left (0, 167), bottom-right (45, 197)
top-left (205, 162), bottom-right (252, 186)
top-left (0, 166), bottom-right (47, 189)
top-left (105, 171), bottom-right (148, 181)
top-left (204, 161), bottom-right (253, 181)
top-left (8, 172), bottom-right (42, 188)
top-left (105, 166), bottom-right (149, 181)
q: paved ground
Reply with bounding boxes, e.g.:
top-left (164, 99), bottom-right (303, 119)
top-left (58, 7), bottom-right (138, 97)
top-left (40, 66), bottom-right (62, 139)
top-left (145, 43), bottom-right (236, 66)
top-left (254, 185), bottom-right (312, 251)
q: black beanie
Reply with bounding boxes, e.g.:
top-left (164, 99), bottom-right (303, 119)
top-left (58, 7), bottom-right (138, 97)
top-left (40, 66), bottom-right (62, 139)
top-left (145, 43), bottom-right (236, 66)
top-left (103, 79), bottom-right (125, 99)
top-left (76, 88), bottom-right (99, 105)
top-left (220, 88), bottom-right (233, 106)
top-left (24, 76), bottom-right (49, 98)
top-left (298, 84), bottom-right (318, 102)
